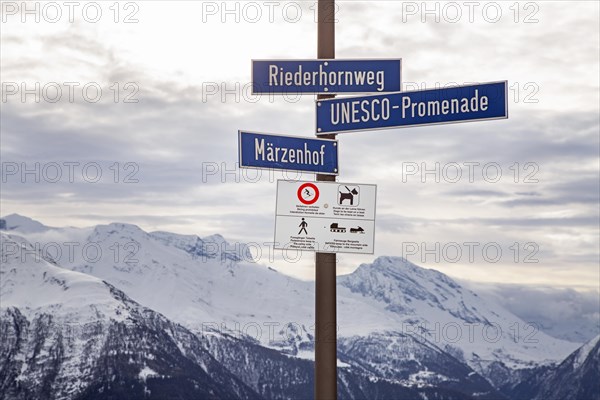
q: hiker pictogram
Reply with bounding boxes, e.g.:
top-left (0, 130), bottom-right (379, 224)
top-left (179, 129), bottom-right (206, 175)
top-left (298, 218), bottom-right (308, 234)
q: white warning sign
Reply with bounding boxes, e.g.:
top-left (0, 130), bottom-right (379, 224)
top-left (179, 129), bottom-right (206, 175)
top-left (274, 180), bottom-right (376, 254)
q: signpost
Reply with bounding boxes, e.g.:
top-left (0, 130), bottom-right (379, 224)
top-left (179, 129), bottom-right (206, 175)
top-left (238, 130), bottom-right (339, 175)
top-left (240, 0), bottom-right (508, 398)
top-left (252, 59), bottom-right (402, 94)
top-left (274, 180), bottom-right (376, 254)
top-left (316, 81), bottom-right (508, 134)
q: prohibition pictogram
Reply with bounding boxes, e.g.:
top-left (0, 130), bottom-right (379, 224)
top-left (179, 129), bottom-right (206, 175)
top-left (297, 182), bottom-right (320, 205)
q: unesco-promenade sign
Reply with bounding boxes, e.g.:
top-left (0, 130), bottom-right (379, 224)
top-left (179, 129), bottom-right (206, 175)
top-left (316, 81), bottom-right (508, 134)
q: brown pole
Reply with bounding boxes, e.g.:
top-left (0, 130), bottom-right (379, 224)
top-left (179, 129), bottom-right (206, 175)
top-left (315, 0), bottom-right (336, 399)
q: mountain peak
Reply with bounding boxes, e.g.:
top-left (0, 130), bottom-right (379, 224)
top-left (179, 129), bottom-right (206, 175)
top-left (371, 255), bottom-right (420, 271)
top-left (203, 233), bottom-right (226, 243)
top-left (367, 256), bottom-right (464, 290)
top-left (150, 231), bottom-right (251, 263)
top-left (339, 256), bottom-right (485, 325)
top-left (89, 222), bottom-right (148, 240)
top-left (1, 214), bottom-right (51, 233)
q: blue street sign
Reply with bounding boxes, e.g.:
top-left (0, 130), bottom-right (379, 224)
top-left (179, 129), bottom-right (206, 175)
top-left (316, 81), bottom-right (508, 134)
top-left (252, 59), bottom-right (401, 94)
top-left (238, 131), bottom-right (339, 175)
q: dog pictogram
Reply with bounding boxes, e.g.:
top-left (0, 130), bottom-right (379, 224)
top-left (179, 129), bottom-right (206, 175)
top-left (338, 185), bottom-right (359, 206)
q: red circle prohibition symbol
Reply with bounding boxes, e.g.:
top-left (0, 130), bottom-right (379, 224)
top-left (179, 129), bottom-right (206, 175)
top-left (297, 183), bottom-right (320, 205)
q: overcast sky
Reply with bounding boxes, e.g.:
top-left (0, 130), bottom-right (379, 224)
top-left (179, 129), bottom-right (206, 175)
top-left (1, 1), bottom-right (599, 291)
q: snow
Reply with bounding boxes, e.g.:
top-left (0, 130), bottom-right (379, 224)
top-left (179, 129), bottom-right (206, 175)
top-left (408, 370), bottom-right (449, 387)
top-left (290, 349), bottom-right (355, 367)
top-left (293, 350), bottom-right (314, 361)
top-left (573, 334), bottom-right (600, 369)
top-left (0, 233), bottom-right (130, 323)
top-left (337, 256), bottom-right (581, 370)
top-left (0, 231), bottom-right (153, 400)
top-left (138, 366), bottom-right (158, 381)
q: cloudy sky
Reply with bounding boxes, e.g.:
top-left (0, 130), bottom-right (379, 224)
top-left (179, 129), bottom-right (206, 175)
top-left (1, 1), bottom-right (599, 293)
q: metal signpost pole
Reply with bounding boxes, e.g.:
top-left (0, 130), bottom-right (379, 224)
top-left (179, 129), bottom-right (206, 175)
top-left (315, 0), bottom-right (337, 399)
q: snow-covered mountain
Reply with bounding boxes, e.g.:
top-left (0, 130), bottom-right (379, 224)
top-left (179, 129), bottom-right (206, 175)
top-left (337, 257), bottom-right (581, 386)
top-left (1, 214), bottom-right (594, 399)
top-left (1, 214), bottom-right (52, 233)
top-left (0, 232), bottom-right (260, 400)
top-left (52, 221), bottom-right (315, 336)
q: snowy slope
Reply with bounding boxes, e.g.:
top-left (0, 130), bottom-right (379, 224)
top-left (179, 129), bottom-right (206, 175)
top-left (573, 334), bottom-right (600, 369)
top-left (511, 335), bottom-right (600, 400)
top-left (59, 223), bottom-right (316, 337)
top-left (0, 232), bottom-right (129, 322)
top-left (338, 257), bottom-right (580, 373)
top-left (0, 232), bottom-right (261, 400)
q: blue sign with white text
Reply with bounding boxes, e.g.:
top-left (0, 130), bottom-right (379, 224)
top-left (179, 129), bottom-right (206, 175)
top-left (316, 81), bottom-right (508, 134)
top-left (238, 131), bottom-right (339, 175)
top-left (252, 59), bottom-right (402, 94)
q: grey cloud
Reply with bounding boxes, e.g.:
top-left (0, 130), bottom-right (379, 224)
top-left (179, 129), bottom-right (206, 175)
top-left (376, 214), bottom-right (419, 234)
top-left (376, 213), bottom-right (599, 229)
top-left (472, 283), bottom-right (600, 343)
top-left (337, 112), bottom-right (598, 174)
top-left (474, 215), bottom-right (599, 227)
top-left (443, 189), bottom-right (510, 198)
top-left (500, 176), bottom-right (600, 208)
top-left (514, 191), bottom-right (541, 196)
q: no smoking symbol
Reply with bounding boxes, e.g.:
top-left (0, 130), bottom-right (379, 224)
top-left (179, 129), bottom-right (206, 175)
top-left (297, 183), bottom-right (319, 205)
